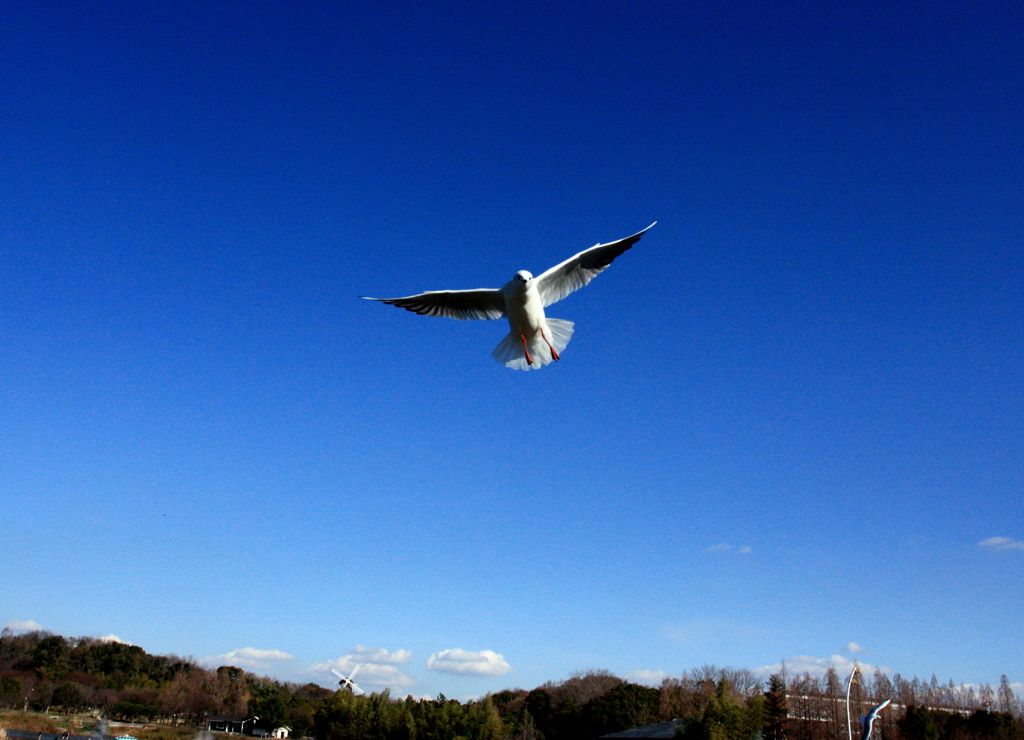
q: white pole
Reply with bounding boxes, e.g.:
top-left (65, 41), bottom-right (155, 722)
top-left (846, 664), bottom-right (861, 740)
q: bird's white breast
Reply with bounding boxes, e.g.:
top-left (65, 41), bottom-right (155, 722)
top-left (502, 277), bottom-right (546, 336)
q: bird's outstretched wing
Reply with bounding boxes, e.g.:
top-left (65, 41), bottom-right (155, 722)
top-left (535, 222), bottom-right (656, 308)
top-left (362, 288), bottom-right (506, 320)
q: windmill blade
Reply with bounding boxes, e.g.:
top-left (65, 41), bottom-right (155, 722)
top-left (329, 664), bottom-right (365, 694)
top-left (331, 668), bottom-right (353, 690)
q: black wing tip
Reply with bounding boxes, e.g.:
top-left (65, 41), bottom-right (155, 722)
top-left (611, 222), bottom-right (654, 250)
top-left (602, 221), bottom-right (657, 248)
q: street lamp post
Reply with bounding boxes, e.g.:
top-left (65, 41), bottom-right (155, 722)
top-left (846, 664), bottom-right (861, 740)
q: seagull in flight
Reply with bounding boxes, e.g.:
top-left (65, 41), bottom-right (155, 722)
top-left (860, 699), bottom-right (890, 740)
top-left (363, 222), bottom-right (655, 370)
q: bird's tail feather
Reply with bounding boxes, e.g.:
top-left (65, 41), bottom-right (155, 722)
top-left (491, 319), bottom-right (574, 371)
top-left (545, 318), bottom-right (574, 354)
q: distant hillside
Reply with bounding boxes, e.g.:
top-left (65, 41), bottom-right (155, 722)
top-left (1, 629), bottom-right (1020, 740)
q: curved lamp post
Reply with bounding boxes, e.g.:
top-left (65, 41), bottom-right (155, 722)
top-left (846, 663), bottom-right (890, 740)
top-left (846, 664), bottom-right (862, 740)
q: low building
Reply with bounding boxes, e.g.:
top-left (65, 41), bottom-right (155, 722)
top-left (207, 714), bottom-right (290, 738)
top-left (252, 727), bottom-right (290, 739)
top-left (207, 716), bottom-right (258, 734)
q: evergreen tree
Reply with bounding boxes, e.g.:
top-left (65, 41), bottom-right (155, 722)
top-left (249, 682), bottom-right (289, 728)
top-left (583, 682), bottom-right (660, 738)
top-left (31, 636), bottom-right (71, 679)
top-left (525, 688), bottom-right (555, 740)
top-left (966, 709), bottom-right (1021, 740)
top-left (898, 706), bottom-right (939, 740)
top-left (678, 678), bottom-right (758, 740)
top-left (997, 676), bottom-right (1015, 715)
top-left (764, 675), bottom-right (789, 740)
top-left (51, 682), bottom-right (84, 713)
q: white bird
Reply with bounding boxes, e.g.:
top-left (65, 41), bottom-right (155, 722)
top-left (331, 666), bottom-right (364, 695)
top-left (860, 699), bottom-right (890, 740)
top-left (363, 222), bottom-right (655, 370)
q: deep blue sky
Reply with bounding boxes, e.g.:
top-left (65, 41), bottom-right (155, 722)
top-left (2, 0), bottom-right (1022, 699)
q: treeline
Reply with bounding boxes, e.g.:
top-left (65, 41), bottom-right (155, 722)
top-left (659, 667), bottom-right (1022, 740)
top-left (1, 630), bottom-right (1021, 740)
top-left (0, 630), bottom-right (331, 736)
top-left (780, 667), bottom-right (1022, 740)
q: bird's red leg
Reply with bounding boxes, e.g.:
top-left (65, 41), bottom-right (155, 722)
top-left (541, 330), bottom-right (560, 361)
top-left (520, 334), bottom-right (533, 365)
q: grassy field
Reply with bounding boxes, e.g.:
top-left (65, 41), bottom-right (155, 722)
top-left (0, 711), bottom-right (64, 733)
top-left (110, 725), bottom-right (200, 740)
top-left (0, 713), bottom-right (214, 740)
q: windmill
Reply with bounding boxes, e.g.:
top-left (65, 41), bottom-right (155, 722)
top-left (331, 665), bottom-right (364, 695)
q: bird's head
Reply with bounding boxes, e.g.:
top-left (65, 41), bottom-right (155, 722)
top-left (513, 270), bottom-right (533, 284)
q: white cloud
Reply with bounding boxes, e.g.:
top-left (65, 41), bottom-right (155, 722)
top-left (206, 647), bottom-right (296, 671)
top-left (706, 544), bottom-right (753, 554)
top-left (846, 642), bottom-right (863, 653)
top-left (426, 649), bottom-right (513, 677)
top-left (626, 669), bottom-right (669, 686)
top-left (4, 620), bottom-right (44, 632)
top-left (311, 649), bottom-right (417, 688)
top-left (99, 634), bottom-right (128, 644)
top-left (223, 647), bottom-right (295, 662)
top-left (350, 646), bottom-right (412, 664)
top-left (979, 536), bottom-right (1024, 551)
top-left (755, 654), bottom-right (889, 678)
top-left (357, 663), bottom-right (417, 688)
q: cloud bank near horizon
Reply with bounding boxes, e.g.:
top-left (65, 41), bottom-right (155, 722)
top-left (427, 649), bottom-right (513, 677)
top-left (4, 620), bottom-right (45, 632)
top-left (312, 647), bottom-right (417, 688)
top-left (625, 669), bottom-right (670, 686)
top-left (207, 647), bottom-right (296, 671)
top-left (756, 654), bottom-right (890, 678)
top-left (350, 646), bottom-right (413, 664)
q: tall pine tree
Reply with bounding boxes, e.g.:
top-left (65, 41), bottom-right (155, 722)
top-left (764, 674), bottom-right (788, 740)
